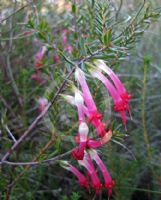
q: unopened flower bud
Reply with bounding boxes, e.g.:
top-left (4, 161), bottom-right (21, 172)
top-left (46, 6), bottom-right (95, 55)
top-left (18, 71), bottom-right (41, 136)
top-left (79, 122), bottom-right (89, 136)
top-left (75, 92), bottom-right (84, 105)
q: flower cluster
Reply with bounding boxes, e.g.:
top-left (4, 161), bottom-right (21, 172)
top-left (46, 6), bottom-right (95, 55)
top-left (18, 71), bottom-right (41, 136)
top-left (62, 28), bottom-right (74, 54)
top-left (61, 60), bottom-right (131, 196)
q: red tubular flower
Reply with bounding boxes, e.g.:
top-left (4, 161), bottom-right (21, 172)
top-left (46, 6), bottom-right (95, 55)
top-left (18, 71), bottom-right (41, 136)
top-left (75, 68), bottom-right (106, 137)
top-left (34, 46), bottom-right (47, 69)
top-left (75, 68), bottom-right (97, 113)
top-left (65, 45), bottom-right (73, 53)
top-left (87, 111), bottom-right (106, 137)
top-left (78, 152), bottom-right (102, 193)
top-left (37, 97), bottom-right (48, 112)
top-left (72, 122), bottom-right (89, 160)
top-left (53, 55), bottom-right (61, 63)
top-left (95, 59), bottom-right (132, 116)
top-left (89, 150), bottom-right (115, 197)
top-left (31, 70), bottom-right (42, 82)
top-left (61, 161), bottom-right (89, 189)
top-left (90, 69), bottom-right (128, 126)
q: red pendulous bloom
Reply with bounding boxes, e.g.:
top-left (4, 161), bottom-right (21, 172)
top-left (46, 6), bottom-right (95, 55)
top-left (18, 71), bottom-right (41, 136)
top-left (75, 68), bottom-right (106, 137)
top-left (72, 122), bottom-right (89, 160)
top-left (61, 161), bottom-right (89, 189)
top-left (60, 58), bottom-right (132, 196)
top-left (90, 68), bottom-right (129, 126)
top-left (78, 152), bottom-right (102, 193)
top-left (89, 150), bottom-right (115, 197)
top-left (34, 46), bottom-right (47, 69)
top-left (95, 60), bottom-right (132, 117)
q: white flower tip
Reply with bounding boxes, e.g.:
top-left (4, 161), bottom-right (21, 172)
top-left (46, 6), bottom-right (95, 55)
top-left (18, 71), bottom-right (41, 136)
top-left (95, 59), bottom-right (106, 66)
top-left (79, 122), bottom-right (89, 135)
top-left (75, 68), bottom-right (80, 80)
top-left (59, 160), bottom-right (69, 169)
top-left (72, 85), bottom-right (82, 94)
top-left (38, 97), bottom-right (48, 104)
top-left (78, 160), bottom-right (83, 165)
top-left (89, 69), bottom-right (99, 78)
top-left (94, 59), bottom-right (111, 75)
top-left (75, 68), bottom-right (84, 81)
top-left (75, 92), bottom-right (84, 105)
top-left (61, 94), bottom-right (75, 105)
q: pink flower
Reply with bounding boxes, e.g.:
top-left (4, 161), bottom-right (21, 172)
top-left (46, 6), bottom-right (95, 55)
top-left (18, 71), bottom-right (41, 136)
top-left (61, 90), bottom-right (86, 123)
top-left (34, 46), bottom-right (47, 69)
top-left (62, 28), bottom-right (70, 45)
top-left (62, 35), bottom-right (68, 45)
top-left (61, 161), bottom-right (89, 189)
top-left (72, 88), bottom-right (102, 128)
top-left (53, 55), bottom-right (61, 63)
top-left (75, 68), bottom-right (97, 113)
top-left (90, 69), bottom-right (128, 126)
top-left (89, 150), bottom-right (115, 197)
top-left (38, 97), bottom-right (48, 112)
top-left (74, 90), bottom-right (85, 123)
top-left (75, 68), bottom-right (106, 137)
top-left (78, 152), bottom-right (102, 193)
top-left (65, 45), bottom-right (73, 53)
top-left (72, 122), bottom-right (89, 160)
top-left (60, 94), bottom-right (75, 105)
top-left (95, 60), bottom-right (132, 116)
top-left (87, 112), bottom-right (106, 137)
top-left (62, 28), bottom-right (69, 35)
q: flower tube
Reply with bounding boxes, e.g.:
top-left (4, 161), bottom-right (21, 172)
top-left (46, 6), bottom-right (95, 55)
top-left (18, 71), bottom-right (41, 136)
top-left (90, 69), bottom-right (127, 126)
top-left (94, 59), bottom-right (132, 115)
top-left (72, 122), bottom-right (89, 160)
top-left (61, 161), bottom-right (89, 189)
top-left (75, 68), bottom-right (97, 113)
top-left (89, 150), bottom-right (115, 196)
top-left (75, 68), bottom-right (106, 136)
top-left (78, 152), bottom-right (102, 193)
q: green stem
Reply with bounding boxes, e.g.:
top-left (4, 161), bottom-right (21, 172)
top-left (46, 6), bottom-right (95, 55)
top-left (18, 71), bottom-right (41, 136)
top-left (141, 58), bottom-right (151, 159)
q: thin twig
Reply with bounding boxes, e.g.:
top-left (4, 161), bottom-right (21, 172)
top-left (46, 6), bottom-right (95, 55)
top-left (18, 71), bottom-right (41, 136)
top-left (116, 0), bottom-right (123, 20)
top-left (0, 149), bottom-right (73, 166)
top-left (0, 3), bottom-right (32, 24)
top-left (4, 125), bottom-right (17, 143)
top-left (111, 139), bottom-right (136, 160)
top-left (4, 140), bottom-right (54, 189)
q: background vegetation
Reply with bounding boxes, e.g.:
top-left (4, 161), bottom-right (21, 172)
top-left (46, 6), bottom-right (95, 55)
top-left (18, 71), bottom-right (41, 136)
top-left (0, 0), bottom-right (161, 199)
